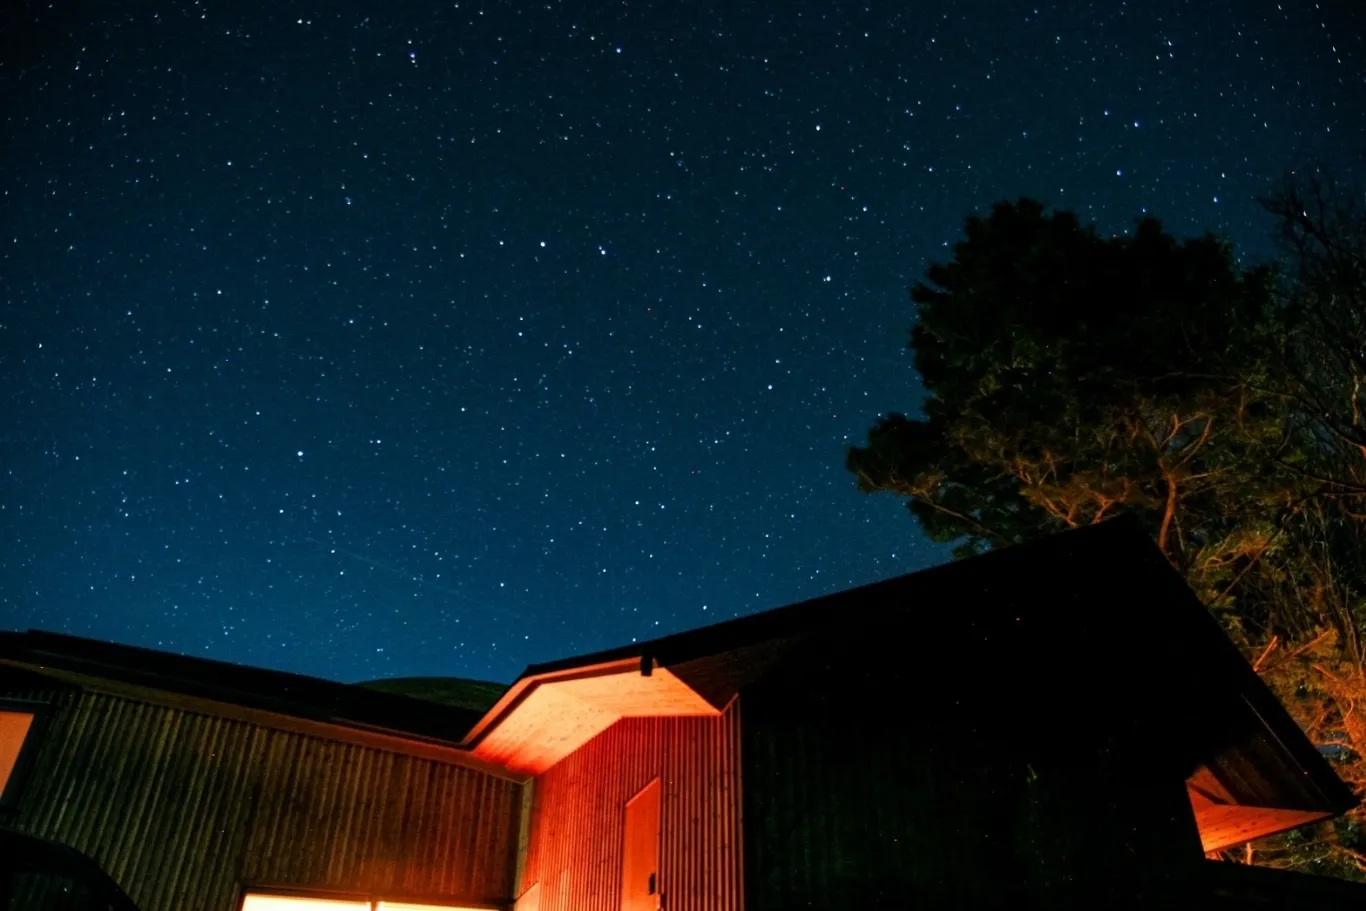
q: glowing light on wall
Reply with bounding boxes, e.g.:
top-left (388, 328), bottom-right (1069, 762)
top-left (241, 896), bottom-right (368, 911)
top-left (0, 710), bottom-right (35, 798)
top-left (375, 903), bottom-right (493, 911)
top-left (240, 896), bottom-right (491, 911)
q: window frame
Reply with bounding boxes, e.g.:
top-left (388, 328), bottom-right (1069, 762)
top-left (238, 888), bottom-right (500, 911)
top-left (0, 697), bottom-right (50, 812)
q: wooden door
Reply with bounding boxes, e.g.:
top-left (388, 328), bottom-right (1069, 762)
top-left (621, 778), bottom-right (662, 911)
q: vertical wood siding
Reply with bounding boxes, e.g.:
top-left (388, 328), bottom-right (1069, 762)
top-left (743, 711), bottom-right (1200, 909)
top-left (740, 634), bottom-right (1205, 911)
top-left (518, 701), bottom-right (741, 911)
top-left (5, 688), bottom-right (521, 911)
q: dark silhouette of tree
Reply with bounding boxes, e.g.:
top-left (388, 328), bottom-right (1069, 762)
top-left (848, 199), bottom-right (1297, 632)
top-left (848, 194), bottom-right (1366, 877)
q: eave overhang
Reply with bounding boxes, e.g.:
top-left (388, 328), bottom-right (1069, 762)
top-left (1187, 781), bottom-right (1332, 853)
top-left (462, 657), bottom-right (720, 776)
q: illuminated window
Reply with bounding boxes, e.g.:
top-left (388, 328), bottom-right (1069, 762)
top-left (241, 895), bottom-right (492, 911)
top-left (0, 708), bottom-right (38, 807)
top-left (241, 897), bottom-right (369, 911)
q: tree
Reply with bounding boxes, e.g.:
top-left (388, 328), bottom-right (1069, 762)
top-left (1263, 168), bottom-right (1366, 508)
top-left (1244, 172), bottom-right (1366, 874)
top-left (846, 196), bottom-right (1366, 877)
top-left (848, 199), bottom-right (1298, 633)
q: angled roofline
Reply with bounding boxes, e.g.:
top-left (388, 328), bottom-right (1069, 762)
top-left (460, 656), bottom-right (643, 748)
top-left (458, 653), bottom-right (721, 775)
top-left (0, 630), bottom-right (522, 781)
top-left (1135, 543), bottom-right (1357, 815)
top-left (470, 519), bottom-right (1355, 816)
top-left (517, 518), bottom-right (1148, 678)
top-left (470, 524), bottom-right (1155, 760)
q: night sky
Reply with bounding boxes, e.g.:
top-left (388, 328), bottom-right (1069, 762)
top-left (3, 1), bottom-right (1363, 684)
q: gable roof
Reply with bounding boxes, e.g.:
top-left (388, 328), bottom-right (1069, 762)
top-left (0, 630), bottom-right (515, 778)
top-left (465, 518), bottom-right (1356, 841)
top-left (358, 676), bottom-right (509, 714)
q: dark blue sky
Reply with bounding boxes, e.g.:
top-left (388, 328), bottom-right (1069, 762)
top-left (2, 0), bottom-right (1362, 683)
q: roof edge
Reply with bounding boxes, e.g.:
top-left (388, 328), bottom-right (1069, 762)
top-left (1, 657), bottom-right (526, 782)
top-left (460, 657), bottom-right (644, 749)
top-left (515, 519), bottom-right (1153, 679)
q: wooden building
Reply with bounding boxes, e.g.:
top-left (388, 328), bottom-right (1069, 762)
top-left (3, 518), bottom-right (1365, 910)
top-left (0, 631), bottom-right (523, 911)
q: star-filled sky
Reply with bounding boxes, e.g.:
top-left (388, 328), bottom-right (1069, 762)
top-left (2, 0), bottom-right (1362, 684)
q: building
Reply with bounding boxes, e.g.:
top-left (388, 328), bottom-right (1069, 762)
top-left (0, 631), bottom-right (523, 911)
top-left (2, 519), bottom-right (1364, 910)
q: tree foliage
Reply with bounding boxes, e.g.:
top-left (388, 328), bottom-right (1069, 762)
top-left (1250, 172), bottom-right (1366, 875)
top-left (849, 190), bottom-right (1366, 877)
top-left (849, 199), bottom-right (1297, 626)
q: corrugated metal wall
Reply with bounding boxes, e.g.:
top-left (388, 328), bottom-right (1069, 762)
top-left (4, 687), bottom-right (521, 911)
top-left (518, 701), bottom-right (741, 911)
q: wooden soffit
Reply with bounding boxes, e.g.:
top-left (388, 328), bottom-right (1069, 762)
top-left (1188, 775), bottom-right (1332, 853)
top-left (465, 659), bottom-right (719, 775)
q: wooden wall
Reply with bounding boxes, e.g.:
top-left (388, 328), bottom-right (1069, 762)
top-left (517, 703), bottom-right (742, 911)
top-left (740, 629), bottom-right (1207, 910)
top-left (1, 684), bottom-right (522, 911)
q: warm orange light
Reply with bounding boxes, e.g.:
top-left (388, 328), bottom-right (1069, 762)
top-left (621, 779), bottom-right (662, 911)
top-left (0, 711), bottom-right (35, 796)
top-left (375, 903), bottom-right (493, 911)
top-left (1186, 776), bottom-right (1332, 852)
top-left (239, 895), bottom-right (489, 911)
top-left (241, 895), bottom-right (368, 911)
top-left (471, 664), bottom-right (719, 775)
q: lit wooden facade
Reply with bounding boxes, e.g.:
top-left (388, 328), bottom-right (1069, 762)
top-left (465, 660), bottom-right (721, 777)
top-left (3, 519), bottom-right (1364, 910)
top-left (513, 708), bottom-right (742, 911)
top-left (465, 518), bottom-right (1361, 909)
top-left (0, 634), bottom-right (522, 911)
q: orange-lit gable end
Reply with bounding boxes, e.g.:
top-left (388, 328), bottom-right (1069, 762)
top-left (467, 653), bottom-right (1344, 852)
top-left (461, 519), bottom-right (1355, 853)
top-left (462, 658), bottom-right (720, 776)
top-left (1186, 766), bottom-right (1334, 853)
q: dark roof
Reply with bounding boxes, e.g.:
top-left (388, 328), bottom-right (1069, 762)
top-left (0, 629), bottom-right (485, 745)
top-left (521, 516), bottom-right (1154, 675)
top-left (508, 517), bottom-right (1355, 815)
top-left (360, 676), bottom-right (509, 713)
